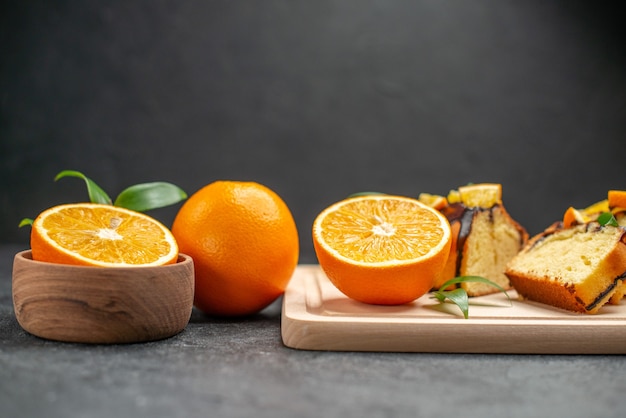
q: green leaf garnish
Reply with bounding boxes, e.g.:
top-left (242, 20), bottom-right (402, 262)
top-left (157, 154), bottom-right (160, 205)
top-left (431, 276), bottom-right (511, 319)
top-left (114, 182), bottom-right (187, 212)
top-left (18, 218), bottom-right (33, 228)
top-left (19, 170), bottom-right (187, 228)
top-left (432, 288), bottom-right (469, 317)
top-left (597, 212), bottom-right (619, 227)
top-left (55, 170), bottom-right (112, 205)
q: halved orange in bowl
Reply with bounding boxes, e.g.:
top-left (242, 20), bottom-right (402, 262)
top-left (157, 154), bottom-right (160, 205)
top-left (30, 203), bottom-right (178, 267)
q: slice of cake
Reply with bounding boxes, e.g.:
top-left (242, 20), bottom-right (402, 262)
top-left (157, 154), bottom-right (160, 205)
top-left (505, 221), bottom-right (626, 314)
top-left (558, 189), bottom-right (626, 306)
top-left (421, 183), bottom-right (528, 296)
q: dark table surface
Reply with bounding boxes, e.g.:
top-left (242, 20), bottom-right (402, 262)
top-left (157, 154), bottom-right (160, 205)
top-left (1, 243), bottom-right (625, 418)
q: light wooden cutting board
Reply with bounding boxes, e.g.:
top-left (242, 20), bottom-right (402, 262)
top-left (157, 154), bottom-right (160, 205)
top-left (281, 265), bottom-right (626, 354)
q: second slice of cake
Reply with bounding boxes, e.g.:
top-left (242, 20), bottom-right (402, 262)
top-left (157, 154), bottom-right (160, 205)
top-left (422, 183), bottom-right (528, 296)
top-left (505, 221), bottom-right (626, 314)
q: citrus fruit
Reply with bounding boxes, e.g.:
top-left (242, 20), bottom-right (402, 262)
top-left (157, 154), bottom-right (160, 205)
top-left (312, 195), bottom-right (452, 305)
top-left (456, 183), bottom-right (502, 208)
top-left (608, 190), bottom-right (626, 211)
top-left (171, 181), bottom-right (299, 316)
top-left (446, 189), bottom-right (462, 204)
top-left (583, 199), bottom-right (609, 215)
top-left (562, 206), bottom-right (590, 228)
top-left (561, 193), bottom-right (626, 228)
top-left (417, 193), bottom-right (448, 210)
top-left (30, 203), bottom-right (178, 267)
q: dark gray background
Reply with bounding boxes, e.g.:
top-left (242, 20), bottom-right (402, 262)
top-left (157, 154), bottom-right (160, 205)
top-left (2, 1), bottom-right (625, 263)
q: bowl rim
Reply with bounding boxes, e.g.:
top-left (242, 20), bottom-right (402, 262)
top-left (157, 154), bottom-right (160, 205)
top-left (14, 249), bottom-right (192, 270)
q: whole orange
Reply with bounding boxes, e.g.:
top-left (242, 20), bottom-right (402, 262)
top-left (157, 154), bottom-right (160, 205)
top-left (171, 181), bottom-right (299, 316)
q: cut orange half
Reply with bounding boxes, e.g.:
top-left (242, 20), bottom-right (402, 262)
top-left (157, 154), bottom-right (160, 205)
top-left (312, 195), bottom-right (452, 305)
top-left (30, 203), bottom-right (178, 267)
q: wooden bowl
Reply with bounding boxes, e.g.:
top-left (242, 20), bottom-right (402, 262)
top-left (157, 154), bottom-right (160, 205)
top-left (12, 250), bottom-right (194, 344)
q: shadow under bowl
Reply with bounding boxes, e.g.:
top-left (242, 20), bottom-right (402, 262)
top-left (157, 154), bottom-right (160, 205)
top-left (12, 250), bottom-right (195, 344)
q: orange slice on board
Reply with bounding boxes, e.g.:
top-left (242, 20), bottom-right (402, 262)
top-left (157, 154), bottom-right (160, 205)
top-left (30, 203), bottom-right (178, 267)
top-left (312, 195), bottom-right (452, 305)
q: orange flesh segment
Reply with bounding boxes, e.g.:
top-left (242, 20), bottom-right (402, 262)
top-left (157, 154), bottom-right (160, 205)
top-left (36, 205), bottom-right (177, 266)
top-left (318, 198), bottom-right (446, 263)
